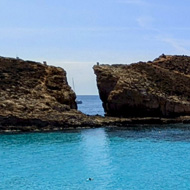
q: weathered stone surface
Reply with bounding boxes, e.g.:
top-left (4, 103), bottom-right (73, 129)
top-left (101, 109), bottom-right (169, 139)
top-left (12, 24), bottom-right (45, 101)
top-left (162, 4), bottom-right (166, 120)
top-left (94, 55), bottom-right (190, 118)
top-left (0, 56), bottom-right (79, 129)
top-left (1, 55), bottom-right (190, 133)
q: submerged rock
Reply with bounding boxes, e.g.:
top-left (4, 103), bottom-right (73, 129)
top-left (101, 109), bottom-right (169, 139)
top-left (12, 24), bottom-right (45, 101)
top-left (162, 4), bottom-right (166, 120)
top-left (94, 55), bottom-right (190, 118)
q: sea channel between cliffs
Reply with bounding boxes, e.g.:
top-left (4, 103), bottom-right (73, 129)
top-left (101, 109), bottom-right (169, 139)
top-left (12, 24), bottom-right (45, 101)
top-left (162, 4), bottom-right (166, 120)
top-left (1, 54), bottom-right (190, 133)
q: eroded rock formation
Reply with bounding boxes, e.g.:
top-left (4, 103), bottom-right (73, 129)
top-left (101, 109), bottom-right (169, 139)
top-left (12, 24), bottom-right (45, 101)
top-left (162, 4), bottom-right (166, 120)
top-left (0, 56), bottom-right (81, 130)
top-left (1, 55), bottom-right (190, 133)
top-left (94, 55), bottom-right (190, 117)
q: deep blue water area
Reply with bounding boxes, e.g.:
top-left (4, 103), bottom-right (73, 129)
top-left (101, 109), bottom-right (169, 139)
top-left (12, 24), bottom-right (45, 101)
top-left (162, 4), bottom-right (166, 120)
top-left (1, 96), bottom-right (190, 190)
top-left (77, 95), bottom-right (104, 116)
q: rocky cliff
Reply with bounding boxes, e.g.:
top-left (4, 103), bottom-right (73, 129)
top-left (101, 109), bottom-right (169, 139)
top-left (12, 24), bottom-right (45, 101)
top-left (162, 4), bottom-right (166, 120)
top-left (1, 55), bottom-right (190, 133)
top-left (0, 56), bottom-right (82, 130)
top-left (94, 55), bottom-right (190, 118)
top-left (1, 56), bottom-right (149, 133)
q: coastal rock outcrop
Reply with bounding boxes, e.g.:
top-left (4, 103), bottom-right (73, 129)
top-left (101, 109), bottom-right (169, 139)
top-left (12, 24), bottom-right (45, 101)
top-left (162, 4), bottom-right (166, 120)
top-left (0, 56), bottom-right (80, 130)
top-left (1, 55), bottom-right (190, 133)
top-left (94, 55), bottom-right (190, 118)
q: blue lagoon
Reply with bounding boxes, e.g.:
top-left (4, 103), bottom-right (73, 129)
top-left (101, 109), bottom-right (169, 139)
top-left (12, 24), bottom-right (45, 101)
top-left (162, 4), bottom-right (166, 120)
top-left (1, 126), bottom-right (190, 190)
top-left (1, 96), bottom-right (190, 190)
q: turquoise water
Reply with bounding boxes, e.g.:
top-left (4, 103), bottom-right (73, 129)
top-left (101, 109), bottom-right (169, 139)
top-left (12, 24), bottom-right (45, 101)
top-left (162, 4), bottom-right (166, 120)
top-left (1, 95), bottom-right (190, 189)
top-left (1, 126), bottom-right (190, 190)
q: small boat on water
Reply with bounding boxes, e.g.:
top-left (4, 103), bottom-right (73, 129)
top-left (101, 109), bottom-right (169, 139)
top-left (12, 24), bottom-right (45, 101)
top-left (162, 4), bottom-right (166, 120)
top-left (76, 100), bottom-right (82, 104)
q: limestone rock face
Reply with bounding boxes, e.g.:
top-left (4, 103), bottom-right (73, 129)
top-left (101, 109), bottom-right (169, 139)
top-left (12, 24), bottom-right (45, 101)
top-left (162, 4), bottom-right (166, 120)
top-left (0, 56), bottom-right (79, 128)
top-left (94, 55), bottom-right (190, 117)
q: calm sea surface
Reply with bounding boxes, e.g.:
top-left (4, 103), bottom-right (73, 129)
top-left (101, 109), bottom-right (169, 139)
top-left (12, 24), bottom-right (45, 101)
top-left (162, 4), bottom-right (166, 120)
top-left (1, 96), bottom-right (190, 190)
top-left (77, 95), bottom-right (104, 116)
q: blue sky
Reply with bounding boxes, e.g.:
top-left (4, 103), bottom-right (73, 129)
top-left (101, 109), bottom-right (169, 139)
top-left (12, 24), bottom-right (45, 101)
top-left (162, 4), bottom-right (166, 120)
top-left (0, 0), bottom-right (190, 94)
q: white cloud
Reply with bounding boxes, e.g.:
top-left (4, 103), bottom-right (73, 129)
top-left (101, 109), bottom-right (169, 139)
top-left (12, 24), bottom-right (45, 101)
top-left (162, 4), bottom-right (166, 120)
top-left (136, 16), bottom-right (154, 28)
top-left (162, 38), bottom-right (190, 54)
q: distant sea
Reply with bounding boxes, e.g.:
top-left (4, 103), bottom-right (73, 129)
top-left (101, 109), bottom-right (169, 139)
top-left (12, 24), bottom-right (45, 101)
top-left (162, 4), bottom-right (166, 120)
top-left (1, 95), bottom-right (190, 190)
top-left (77, 95), bottom-right (104, 116)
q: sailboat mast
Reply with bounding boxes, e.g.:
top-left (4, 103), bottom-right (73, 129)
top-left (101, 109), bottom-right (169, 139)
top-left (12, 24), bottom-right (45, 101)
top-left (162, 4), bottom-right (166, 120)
top-left (72, 78), bottom-right (75, 91)
top-left (72, 78), bottom-right (82, 104)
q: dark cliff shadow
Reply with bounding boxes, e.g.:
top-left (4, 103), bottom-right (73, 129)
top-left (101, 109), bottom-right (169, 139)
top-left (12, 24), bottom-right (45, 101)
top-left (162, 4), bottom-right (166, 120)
top-left (105, 124), bottom-right (190, 142)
